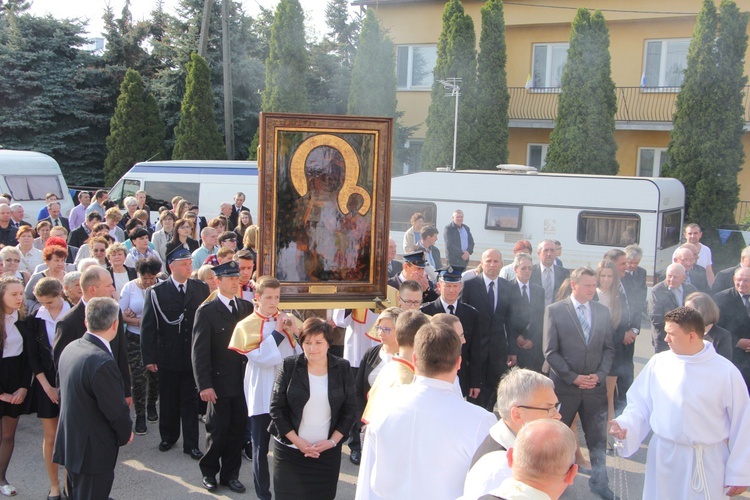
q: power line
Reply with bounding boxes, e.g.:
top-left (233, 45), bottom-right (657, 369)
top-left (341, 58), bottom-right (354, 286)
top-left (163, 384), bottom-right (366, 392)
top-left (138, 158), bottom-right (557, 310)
top-left (503, 2), bottom-right (698, 16)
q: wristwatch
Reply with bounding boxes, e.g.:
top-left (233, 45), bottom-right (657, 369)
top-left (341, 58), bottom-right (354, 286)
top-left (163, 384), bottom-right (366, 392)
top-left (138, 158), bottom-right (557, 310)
top-left (631, 328), bottom-right (640, 335)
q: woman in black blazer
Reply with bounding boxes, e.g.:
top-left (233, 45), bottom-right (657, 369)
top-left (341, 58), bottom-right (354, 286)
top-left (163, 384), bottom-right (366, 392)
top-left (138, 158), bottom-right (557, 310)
top-left (685, 292), bottom-right (734, 361)
top-left (27, 277), bottom-right (69, 500)
top-left (269, 318), bottom-right (357, 500)
top-left (165, 219), bottom-right (200, 256)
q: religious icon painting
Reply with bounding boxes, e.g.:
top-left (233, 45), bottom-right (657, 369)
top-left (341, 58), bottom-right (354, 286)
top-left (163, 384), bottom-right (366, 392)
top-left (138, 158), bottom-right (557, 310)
top-left (258, 113), bottom-right (393, 305)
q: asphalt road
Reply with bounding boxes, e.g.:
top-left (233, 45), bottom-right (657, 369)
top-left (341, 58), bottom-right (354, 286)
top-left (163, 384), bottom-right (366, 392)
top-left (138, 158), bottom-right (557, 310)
top-left (5, 324), bottom-right (748, 499)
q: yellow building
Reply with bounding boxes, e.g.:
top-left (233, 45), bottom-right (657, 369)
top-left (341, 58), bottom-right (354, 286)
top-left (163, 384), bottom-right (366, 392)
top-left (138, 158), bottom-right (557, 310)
top-left (354, 0), bottom-right (750, 218)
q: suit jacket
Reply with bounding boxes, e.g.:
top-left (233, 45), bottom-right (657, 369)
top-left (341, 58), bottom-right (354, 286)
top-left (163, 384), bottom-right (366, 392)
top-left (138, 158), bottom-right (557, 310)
top-left (229, 205), bottom-right (250, 228)
top-left (706, 324), bottom-right (733, 361)
top-left (508, 279), bottom-right (546, 347)
top-left (620, 266), bottom-right (647, 320)
top-left (67, 225), bottom-right (90, 249)
top-left (543, 298), bottom-right (615, 392)
top-left (192, 296), bottom-right (252, 398)
top-left (461, 276), bottom-right (515, 382)
top-left (269, 353), bottom-right (357, 444)
top-left (355, 345), bottom-right (383, 416)
top-left (387, 273), bottom-right (439, 303)
top-left (53, 333), bottom-right (132, 474)
top-left (714, 287), bottom-right (750, 370)
top-left (53, 301), bottom-right (131, 397)
top-left (421, 298), bottom-right (481, 393)
top-left (42, 216), bottom-right (70, 232)
top-left (530, 264), bottom-right (570, 303)
top-left (108, 265), bottom-right (137, 285)
top-left (443, 221), bottom-right (474, 267)
top-left (648, 281), bottom-right (697, 347)
top-left (387, 260), bottom-right (403, 279)
top-left (420, 244), bottom-right (442, 272)
top-left (141, 278), bottom-right (210, 371)
top-left (712, 265), bottom-right (740, 295)
top-left (686, 264), bottom-right (711, 294)
top-left (0, 318), bottom-right (31, 395)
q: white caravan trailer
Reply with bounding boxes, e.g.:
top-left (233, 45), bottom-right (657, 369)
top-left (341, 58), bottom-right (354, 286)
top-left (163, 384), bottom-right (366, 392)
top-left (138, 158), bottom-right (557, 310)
top-left (389, 170), bottom-right (685, 280)
top-left (108, 160), bottom-right (259, 224)
top-left (0, 150), bottom-right (74, 224)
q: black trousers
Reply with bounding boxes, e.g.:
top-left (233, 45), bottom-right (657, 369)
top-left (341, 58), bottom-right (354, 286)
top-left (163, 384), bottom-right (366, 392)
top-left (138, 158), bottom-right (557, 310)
top-left (158, 367), bottom-right (199, 451)
top-left (67, 469), bottom-right (114, 500)
top-left (347, 366), bottom-right (361, 452)
top-left (558, 386), bottom-right (609, 488)
top-left (199, 393), bottom-right (246, 482)
top-left (478, 349), bottom-right (508, 411)
top-left (250, 413), bottom-right (272, 500)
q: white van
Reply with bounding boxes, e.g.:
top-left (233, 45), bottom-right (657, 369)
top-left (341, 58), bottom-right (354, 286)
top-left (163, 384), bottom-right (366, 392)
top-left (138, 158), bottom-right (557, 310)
top-left (107, 160), bottom-right (259, 224)
top-left (0, 150), bottom-right (74, 224)
top-left (389, 169), bottom-right (685, 280)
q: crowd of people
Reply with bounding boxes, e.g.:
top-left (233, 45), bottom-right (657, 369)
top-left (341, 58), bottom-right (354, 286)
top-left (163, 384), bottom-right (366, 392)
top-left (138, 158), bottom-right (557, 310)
top-left (0, 189), bottom-right (745, 500)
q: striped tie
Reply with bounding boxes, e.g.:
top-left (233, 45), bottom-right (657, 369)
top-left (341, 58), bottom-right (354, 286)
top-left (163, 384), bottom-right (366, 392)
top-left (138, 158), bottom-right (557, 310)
top-left (577, 305), bottom-right (591, 344)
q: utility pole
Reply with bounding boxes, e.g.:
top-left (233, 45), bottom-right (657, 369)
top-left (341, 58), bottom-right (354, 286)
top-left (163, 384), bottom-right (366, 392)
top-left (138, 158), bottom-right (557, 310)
top-left (438, 78), bottom-right (461, 171)
top-left (198, 0), bottom-right (211, 57)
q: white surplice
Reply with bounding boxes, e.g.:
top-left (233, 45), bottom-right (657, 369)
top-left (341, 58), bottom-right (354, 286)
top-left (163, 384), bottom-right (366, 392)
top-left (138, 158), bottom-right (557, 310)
top-left (355, 376), bottom-right (497, 500)
top-left (332, 308), bottom-right (379, 367)
top-left (614, 342), bottom-right (750, 499)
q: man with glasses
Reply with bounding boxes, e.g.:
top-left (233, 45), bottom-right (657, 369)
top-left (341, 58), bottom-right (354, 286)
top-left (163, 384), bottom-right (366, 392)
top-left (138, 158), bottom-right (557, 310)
top-left (421, 270), bottom-right (480, 399)
top-left (397, 280), bottom-right (424, 311)
top-left (508, 253), bottom-right (546, 373)
top-left (463, 368), bottom-right (562, 498)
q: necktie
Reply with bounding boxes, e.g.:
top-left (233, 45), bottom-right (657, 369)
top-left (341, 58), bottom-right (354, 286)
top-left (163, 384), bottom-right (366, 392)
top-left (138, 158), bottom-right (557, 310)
top-left (53, 219), bottom-right (59, 227)
top-left (577, 305), bottom-right (591, 344)
top-left (543, 267), bottom-right (554, 305)
top-left (522, 284), bottom-right (529, 303)
top-left (488, 281), bottom-right (496, 313)
top-left (447, 304), bottom-right (455, 315)
top-left (178, 283), bottom-right (185, 304)
top-left (230, 299), bottom-right (239, 320)
top-left (744, 295), bottom-right (750, 316)
top-left (685, 274), bottom-right (692, 285)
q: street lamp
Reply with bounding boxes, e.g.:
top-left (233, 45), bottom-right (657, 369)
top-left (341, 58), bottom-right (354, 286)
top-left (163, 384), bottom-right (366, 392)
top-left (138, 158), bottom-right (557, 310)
top-left (438, 78), bottom-right (461, 171)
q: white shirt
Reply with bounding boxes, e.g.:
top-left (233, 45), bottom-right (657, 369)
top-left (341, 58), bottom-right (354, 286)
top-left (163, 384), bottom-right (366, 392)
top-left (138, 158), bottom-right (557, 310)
top-left (482, 275), bottom-right (498, 311)
top-left (333, 309), bottom-right (379, 368)
top-left (36, 301), bottom-right (71, 347)
top-left (440, 297), bottom-right (458, 314)
top-left (297, 373), bottom-right (331, 444)
top-left (368, 348), bottom-right (392, 386)
top-left (463, 419), bottom-right (517, 498)
top-left (88, 332), bottom-right (113, 355)
top-left (569, 296), bottom-right (591, 329)
top-left (2, 311), bottom-right (23, 358)
top-left (217, 292), bottom-right (236, 314)
top-left (119, 280), bottom-right (147, 335)
top-left (356, 376), bottom-right (496, 500)
top-left (697, 243), bottom-right (712, 268)
top-left (17, 246), bottom-right (43, 274)
top-left (516, 279), bottom-right (531, 301)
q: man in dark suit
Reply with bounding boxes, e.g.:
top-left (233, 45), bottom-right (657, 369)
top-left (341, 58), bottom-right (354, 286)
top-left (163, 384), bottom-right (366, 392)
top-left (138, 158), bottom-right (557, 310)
top-left (712, 246), bottom-right (750, 294)
top-left (9, 203), bottom-right (30, 228)
top-left (53, 266), bottom-right (132, 404)
top-left (421, 270), bottom-right (480, 398)
top-left (621, 244), bottom-right (647, 322)
top-left (67, 212), bottom-right (101, 249)
top-left (443, 209), bottom-right (474, 273)
top-left (387, 238), bottom-right (402, 279)
top-left (543, 267), bottom-right (615, 500)
top-left (714, 266), bottom-right (750, 392)
top-left (42, 201), bottom-right (70, 232)
top-left (461, 248), bottom-right (515, 410)
top-left (387, 251), bottom-right (439, 304)
top-left (192, 261), bottom-right (252, 493)
top-left (229, 192), bottom-right (251, 228)
top-left (530, 239), bottom-right (570, 306)
top-left (142, 247), bottom-right (210, 459)
top-left (674, 246), bottom-right (710, 294)
top-left (508, 253), bottom-right (546, 373)
top-left (54, 297), bottom-right (133, 500)
top-left (648, 263), bottom-right (696, 353)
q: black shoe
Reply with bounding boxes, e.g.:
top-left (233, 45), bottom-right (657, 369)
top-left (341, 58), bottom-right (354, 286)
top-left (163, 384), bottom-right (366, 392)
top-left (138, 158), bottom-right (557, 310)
top-left (147, 405), bottom-right (158, 422)
top-left (349, 449), bottom-right (361, 465)
top-left (185, 448), bottom-right (204, 460)
top-left (158, 441), bottom-right (172, 452)
top-left (134, 415), bottom-right (147, 435)
top-left (242, 442), bottom-right (253, 461)
top-left (202, 476), bottom-right (217, 492)
top-left (221, 479), bottom-right (246, 493)
top-left (590, 484), bottom-right (617, 500)
top-left (47, 492), bottom-right (61, 500)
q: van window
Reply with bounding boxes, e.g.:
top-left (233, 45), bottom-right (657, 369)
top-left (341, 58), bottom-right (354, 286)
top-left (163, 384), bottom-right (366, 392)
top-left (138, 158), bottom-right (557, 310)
top-left (577, 212), bottom-right (640, 247)
top-left (485, 204), bottom-right (522, 231)
top-left (144, 181), bottom-right (200, 212)
top-left (5, 176), bottom-right (63, 201)
top-left (660, 209), bottom-right (682, 249)
top-left (390, 201), bottom-right (437, 232)
top-left (108, 178), bottom-right (140, 206)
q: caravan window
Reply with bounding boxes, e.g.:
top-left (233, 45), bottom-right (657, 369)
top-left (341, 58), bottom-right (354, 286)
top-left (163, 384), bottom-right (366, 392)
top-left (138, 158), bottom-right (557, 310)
top-left (660, 209), bottom-right (682, 249)
top-left (577, 212), bottom-right (640, 247)
top-left (485, 204), bottom-right (522, 231)
top-left (144, 181), bottom-right (200, 212)
top-left (389, 201), bottom-right (437, 232)
top-left (5, 176), bottom-right (64, 201)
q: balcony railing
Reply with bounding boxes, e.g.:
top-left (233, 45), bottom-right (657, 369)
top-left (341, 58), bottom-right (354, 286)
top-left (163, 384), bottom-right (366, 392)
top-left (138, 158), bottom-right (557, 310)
top-left (508, 86), bottom-right (750, 123)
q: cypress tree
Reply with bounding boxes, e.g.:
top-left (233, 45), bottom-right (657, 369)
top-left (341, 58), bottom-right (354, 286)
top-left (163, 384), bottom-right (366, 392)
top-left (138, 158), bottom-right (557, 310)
top-left (421, 0), bottom-right (477, 171)
top-left (545, 9), bottom-right (618, 174)
top-left (172, 52), bottom-right (226, 160)
top-left (474, 0), bottom-right (509, 169)
top-left (104, 69), bottom-right (164, 186)
top-left (262, 0), bottom-right (308, 113)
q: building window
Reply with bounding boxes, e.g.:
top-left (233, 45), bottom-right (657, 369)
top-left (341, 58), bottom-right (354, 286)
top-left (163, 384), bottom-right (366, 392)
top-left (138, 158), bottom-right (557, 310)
top-left (389, 201), bottom-right (437, 232)
top-left (660, 209), bottom-right (682, 249)
top-left (532, 43), bottom-right (568, 88)
top-left (577, 212), bottom-right (640, 247)
top-left (643, 39), bottom-right (690, 88)
top-left (401, 139), bottom-right (424, 175)
top-left (397, 45), bottom-right (437, 90)
top-left (527, 144), bottom-right (549, 170)
top-left (637, 148), bottom-right (668, 177)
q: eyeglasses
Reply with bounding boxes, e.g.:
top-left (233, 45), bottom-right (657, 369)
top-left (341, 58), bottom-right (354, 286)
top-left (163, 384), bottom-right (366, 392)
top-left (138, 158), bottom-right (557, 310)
top-left (399, 297), bottom-right (421, 307)
top-left (516, 402), bottom-right (562, 416)
top-left (374, 326), bottom-right (393, 335)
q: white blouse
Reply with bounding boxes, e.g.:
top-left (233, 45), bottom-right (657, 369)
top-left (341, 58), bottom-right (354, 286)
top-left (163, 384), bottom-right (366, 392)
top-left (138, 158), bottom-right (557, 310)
top-left (3, 311), bottom-right (23, 358)
top-left (36, 301), bottom-right (71, 347)
top-left (119, 280), bottom-right (147, 335)
top-left (297, 372), bottom-right (331, 445)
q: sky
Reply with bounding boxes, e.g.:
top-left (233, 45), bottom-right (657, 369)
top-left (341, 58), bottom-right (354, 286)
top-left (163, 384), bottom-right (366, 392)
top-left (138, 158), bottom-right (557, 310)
top-left (27, 0), bottom-right (353, 40)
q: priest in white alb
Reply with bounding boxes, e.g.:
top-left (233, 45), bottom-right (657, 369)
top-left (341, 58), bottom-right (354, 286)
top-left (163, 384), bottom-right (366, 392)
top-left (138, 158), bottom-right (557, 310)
top-left (610, 307), bottom-right (750, 499)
